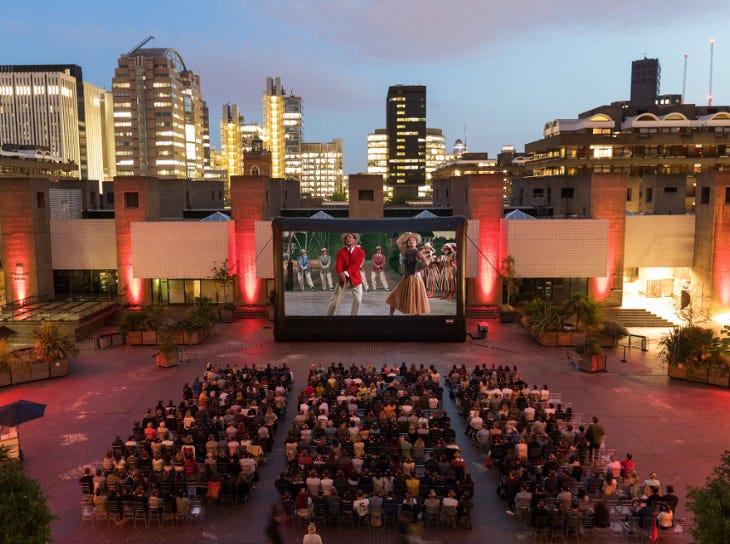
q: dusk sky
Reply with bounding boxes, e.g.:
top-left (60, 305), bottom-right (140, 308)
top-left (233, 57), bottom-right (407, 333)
top-left (3, 1), bottom-right (729, 173)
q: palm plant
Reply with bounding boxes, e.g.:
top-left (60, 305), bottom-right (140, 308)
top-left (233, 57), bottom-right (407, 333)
top-left (32, 322), bottom-right (78, 363)
top-left (567, 294), bottom-right (604, 332)
top-left (0, 339), bottom-right (18, 373)
top-left (523, 299), bottom-right (567, 338)
top-left (659, 325), bottom-right (716, 366)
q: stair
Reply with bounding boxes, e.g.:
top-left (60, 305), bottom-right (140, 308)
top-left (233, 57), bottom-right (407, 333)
top-left (604, 308), bottom-right (676, 328)
top-left (466, 305), bottom-right (499, 319)
top-left (233, 306), bottom-right (268, 319)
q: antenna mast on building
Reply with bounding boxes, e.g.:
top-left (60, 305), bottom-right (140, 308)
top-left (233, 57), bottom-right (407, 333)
top-left (708, 38), bottom-right (715, 106)
top-left (464, 124), bottom-right (468, 153)
top-left (128, 36), bottom-right (155, 56)
top-left (682, 53), bottom-right (688, 104)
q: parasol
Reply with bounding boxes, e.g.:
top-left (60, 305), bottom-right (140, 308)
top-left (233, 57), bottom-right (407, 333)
top-left (0, 400), bottom-right (47, 427)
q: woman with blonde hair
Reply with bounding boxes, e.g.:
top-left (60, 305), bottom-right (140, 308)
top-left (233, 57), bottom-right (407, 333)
top-left (386, 232), bottom-right (431, 316)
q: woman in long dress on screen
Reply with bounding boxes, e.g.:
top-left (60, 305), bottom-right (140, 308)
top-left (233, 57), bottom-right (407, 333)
top-left (386, 232), bottom-right (431, 316)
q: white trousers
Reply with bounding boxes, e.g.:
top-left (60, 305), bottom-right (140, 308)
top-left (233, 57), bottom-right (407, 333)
top-left (298, 270), bottom-right (314, 290)
top-left (326, 282), bottom-right (363, 316)
top-left (319, 269), bottom-right (333, 290)
top-left (371, 270), bottom-right (389, 290)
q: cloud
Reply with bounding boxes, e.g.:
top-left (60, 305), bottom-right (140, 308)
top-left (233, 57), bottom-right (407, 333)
top-left (261, 0), bottom-right (726, 62)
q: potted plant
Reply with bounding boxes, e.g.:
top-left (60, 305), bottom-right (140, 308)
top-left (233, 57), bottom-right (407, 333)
top-left (660, 325), bottom-right (715, 383)
top-left (32, 321), bottom-right (77, 379)
top-left (499, 255), bottom-right (521, 323)
top-left (576, 336), bottom-right (605, 372)
top-left (155, 325), bottom-right (179, 368)
top-left (598, 320), bottom-right (629, 346)
top-left (181, 297), bottom-right (213, 344)
top-left (119, 304), bottom-right (166, 345)
top-left (523, 299), bottom-right (567, 345)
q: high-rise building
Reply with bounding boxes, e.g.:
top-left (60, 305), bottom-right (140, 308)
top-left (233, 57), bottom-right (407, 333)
top-left (630, 57), bottom-right (660, 107)
top-left (220, 104), bottom-right (244, 177)
top-left (263, 77), bottom-right (302, 180)
top-left (112, 46), bottom-right (206, 179)
top-left (368, 124), bottom-right (448, 197)
top-left (367, 129), bottom-right (388, 177)
top-left (99, 89), bottom-right (116, 180)
top-left (386, 84), bottom-right (426, 199)
top-left (300, 139), bottom-right (343, 199)
top-left (0, 64), bottom-right (95, 177)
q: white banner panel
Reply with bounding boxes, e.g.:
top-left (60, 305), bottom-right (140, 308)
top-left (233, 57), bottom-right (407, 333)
top-left (255, 221), bottom-right (274, 278)
top-left (507, 219), bottom-right (608, 278)
top-left (464, 219), bottom-right (479, 278)
top-left (51, 219), bottom-right (117, 269)
top-left (624, 215), bottom-right (694, 268)
top-left (131, 222), bottom-right (229, 278)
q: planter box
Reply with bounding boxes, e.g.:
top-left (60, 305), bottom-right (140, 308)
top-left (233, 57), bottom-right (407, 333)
top-left (499, 310), bottom-right (518, 323)
top-left (125, 331), bottom-right (143, 345)
top-left (142, 331), bottom-right (158, 345)
top-left (10, 360), bottom-right (32, 383)
top-left (668, 365), bottom-right (688, 380)
top-left (0, 369), bottom-right (11, 387)
top-left (49, 359), bottom-right (70, 378)
top-left (686, 365), bottom-right (709, 383)
top-left (708, 366), bottom-right (730, 387)
top-left (183, 327), bottom-right (210, 345)
top-left (29, 361), bottom-right (50, 381)
top-left (156, 351), bottom-right (179, 368)
top-left (579, 354), bottom-right (606, 372)
top-left (534, 331), bottom-right (587, 347)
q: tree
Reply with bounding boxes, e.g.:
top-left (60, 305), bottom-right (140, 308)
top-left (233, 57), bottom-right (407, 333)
top-left (32, 322), bottom-right (78, 363)
top-left (499, 255), bottom-right (522, 309)
top-left (0, 461), bottom-right (55, 543)
top-left (182, 297), bottom-right (214, 332)
top-left (210, 259), bottom-right (234, 304)
top-left (687, 450), bottom-right (730, 544)
top-left (329, 191), bottom-right (347, 202)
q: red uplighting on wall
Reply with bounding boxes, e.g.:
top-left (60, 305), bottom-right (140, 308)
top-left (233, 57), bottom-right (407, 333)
top-left (713, 241), bottom-right (730, 306)
top-left (236, 230), bottom-right (260, 304)
top-left (11, 262), bottom-right (28, 302)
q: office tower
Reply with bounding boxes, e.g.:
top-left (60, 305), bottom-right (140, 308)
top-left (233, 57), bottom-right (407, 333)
top-left (386, 84), bottom-right (426, 199)
top-left (99, 89), bottom-right (116, 180)
top-left (367, 129), bottom-right (388, 178)
top-left (284, 94), bottom-right (303, 180)
top-left (82, 81), bottom-right (106, 182)
top-left (300, 139), bottom-right (343, 199)
top-left (425, 128), bottom-right (447, 182)
top-left (112, 46), bottom-right (206, 179)
top-left (0, 64), bottom-right (93, 177)
top-left (263, 77), bottom-right (302, 180)
top-left (630, 57), bottom-right (660, 107)
top-left (241, 121), bottom-right (264, 151)
top-left (220, 104), bottom-right (244, 177)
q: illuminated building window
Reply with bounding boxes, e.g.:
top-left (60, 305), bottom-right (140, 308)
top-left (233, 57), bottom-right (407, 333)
top-left (124, 192), bottom-right (139, 209)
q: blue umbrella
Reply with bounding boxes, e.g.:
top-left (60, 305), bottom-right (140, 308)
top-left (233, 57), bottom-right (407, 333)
top-left (0, 400), bottom-right (47, 427)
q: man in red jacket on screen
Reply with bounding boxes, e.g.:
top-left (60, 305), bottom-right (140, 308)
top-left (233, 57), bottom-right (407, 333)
top-left (326, 232), bottom-right (364, 316)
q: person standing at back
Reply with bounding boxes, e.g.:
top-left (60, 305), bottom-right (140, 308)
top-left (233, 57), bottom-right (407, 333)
top-left (303, 522), bottom-right (323, 544)
top-left (585, 416), bottom-right (605, 463)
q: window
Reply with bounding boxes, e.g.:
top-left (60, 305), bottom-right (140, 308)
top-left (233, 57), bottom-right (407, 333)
top-left (701, 186), bottom-right (710, 204)
top-left (561, 187), bottom-right (574, 199)
top-left (124, 192), bottom-right (139, 208)
top-left (646, 188), bottom-right (653, 203)
top-left (532, 188), bottom-right (545, 198)
top-left (664, 187), bottom-right (678, 193)
top-left (36, 192), bottom-right (45, 208)
top-left (726, 187), bottom-right (730, 205)
top-left (627, 188), bottom-right (633, 201)
top-left (106, 192), bottom-right (115, 205)
top-left (359, 189), bottom-right (374, 202)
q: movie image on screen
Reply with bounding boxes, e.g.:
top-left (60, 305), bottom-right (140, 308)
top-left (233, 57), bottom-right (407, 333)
top-left (270, 217), bottom-right (467, 342)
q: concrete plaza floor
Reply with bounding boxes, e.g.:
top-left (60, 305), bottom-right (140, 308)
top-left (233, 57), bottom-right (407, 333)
top-left (1, 316), bottom-right (726, 543)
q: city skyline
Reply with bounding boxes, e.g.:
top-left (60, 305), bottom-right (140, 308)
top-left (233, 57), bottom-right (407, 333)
top-left (2, 0), bottom-right (729, 174)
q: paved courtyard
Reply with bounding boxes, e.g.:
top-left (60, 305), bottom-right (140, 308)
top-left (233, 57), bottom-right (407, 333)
top-left (1, 316), bottom-right (727, 543)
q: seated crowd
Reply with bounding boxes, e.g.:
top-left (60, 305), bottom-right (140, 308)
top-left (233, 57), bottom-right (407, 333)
top-left (80, 362), bottom-right (292, 524)
top-left (274, 362), bottom-right (474, 530)
top-left (450, 363), bottom-right (682, 536)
